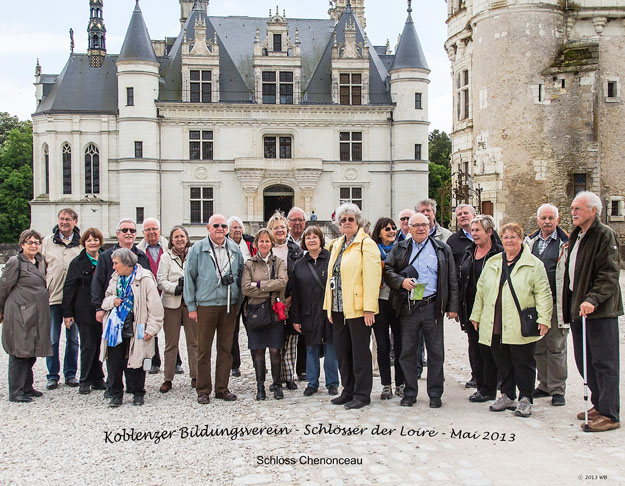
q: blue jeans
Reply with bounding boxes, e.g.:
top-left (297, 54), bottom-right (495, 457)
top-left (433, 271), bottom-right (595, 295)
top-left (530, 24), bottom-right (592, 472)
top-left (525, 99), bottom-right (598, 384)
top-left (46, 304), bottom-right (79, 381)
top-left (306, 342), bottom-right (339, 390)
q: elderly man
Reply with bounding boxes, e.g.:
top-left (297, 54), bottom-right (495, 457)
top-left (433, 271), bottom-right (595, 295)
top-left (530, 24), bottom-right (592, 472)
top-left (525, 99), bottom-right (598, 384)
top-left (184, 214), bottom-right (244, 404)
top-left (418, 198), bottom-right (452, 243)
top-left (227, 216), bottom-right (256, 377)
top-left (136, 218), bottom-right (178, 375)
top-left (524, 204), bottom-right (569, 406)
top-left (41, 208), bottom-right (82, 390)
top-left (287, 207), bottom-right (307, 246)
top-left (384, 213), bottom-right (459, 408)
top-left (447, 204), bottom-right (476, 269)
top-left (564, 192), bottom-right (622, 432)
top-left (396, 208), bottom-right (415, 242)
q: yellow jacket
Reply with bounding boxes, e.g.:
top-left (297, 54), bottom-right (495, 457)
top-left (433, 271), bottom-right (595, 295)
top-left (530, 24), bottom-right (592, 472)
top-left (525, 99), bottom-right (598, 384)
top-left (323, 228), bottom-right (381, 319)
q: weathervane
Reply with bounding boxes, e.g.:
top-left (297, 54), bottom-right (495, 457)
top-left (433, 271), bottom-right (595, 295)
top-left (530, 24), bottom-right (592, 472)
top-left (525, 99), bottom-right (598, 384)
top-left (408, 0), bottom-right (412, 13)
top-left (69, 28), bottom-right (75, 53)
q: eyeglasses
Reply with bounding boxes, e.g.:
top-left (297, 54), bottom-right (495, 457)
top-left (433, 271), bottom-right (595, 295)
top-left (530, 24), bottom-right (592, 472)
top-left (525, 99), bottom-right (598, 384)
top-left (409, 223), bottom-right (429, 228)
top-left (289, 218), bottom-right (305, 223)
top-left (212, 224), bottom-right (228, 229)
top-left (119, 228), bottom-right (137, 234)
top-left (24, 240), bottom-right (40, 246)
top-left (143, 227), bottom-right (159, 232)
top-left (383, 226), bottom-right (396, 232)
top-left (58, 217), bottom-right (75, 222)
top-left (339, 216), bottom-right (356, 224)
top-left (400, 216), bottom-right (410, 221)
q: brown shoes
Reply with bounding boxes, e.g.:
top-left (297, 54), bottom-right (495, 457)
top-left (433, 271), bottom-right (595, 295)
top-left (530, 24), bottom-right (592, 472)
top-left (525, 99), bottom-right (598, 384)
top-left (215, 390), bottom-right (237, 401)
top-left (159, 381), bottom-right (172, 393)
top-left (581, 415), bottom-right (621, 432)
top-left (191, 378), bottom-right (197, 388)
top-left (197, 393), bottom-right (211, 404)
top-left (576, 407), bottom-right (601, 421)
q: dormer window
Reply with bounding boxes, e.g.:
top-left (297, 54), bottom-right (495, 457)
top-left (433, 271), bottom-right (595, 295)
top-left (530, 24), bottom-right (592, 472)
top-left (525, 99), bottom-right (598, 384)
top-left (340, 74), bottom-right (362, 105)
top-left (190, 70), bottom-right (211, 103)
top-left (273, 34), bottom-right (282, 52)
top-left (262, 71), bottom-right (293, 104)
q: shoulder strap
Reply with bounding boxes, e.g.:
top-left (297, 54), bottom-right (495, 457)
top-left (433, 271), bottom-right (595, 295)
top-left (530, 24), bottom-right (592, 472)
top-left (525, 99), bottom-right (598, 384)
top-left (502, 255), bottom-right (523, 315)
top-left (408, 240), bottom-right (428, 267)
top-left (306, 260), bottom-right (325, 290)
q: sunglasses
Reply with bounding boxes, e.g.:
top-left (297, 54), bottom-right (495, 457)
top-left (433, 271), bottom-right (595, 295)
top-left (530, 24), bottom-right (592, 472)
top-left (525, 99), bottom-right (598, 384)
top-left (339, 216), bottom-right (356, 224)
top-left (119, 228), bottom-right (137, 234)
top-left (400, 216), bottom-right (410, 221)
top-left (383, 226), bottom-right (396, 232)
top-left (212, 224), bottom-right (228, 229)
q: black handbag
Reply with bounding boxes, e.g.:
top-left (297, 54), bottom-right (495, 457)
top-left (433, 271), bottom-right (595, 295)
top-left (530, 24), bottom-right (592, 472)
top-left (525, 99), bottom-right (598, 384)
top-left (245, 263), bottom-right (276, 332)
top-left (122, 311), bottom-right (135, 339)
top-left (502, 257), bottom-right (540, 337)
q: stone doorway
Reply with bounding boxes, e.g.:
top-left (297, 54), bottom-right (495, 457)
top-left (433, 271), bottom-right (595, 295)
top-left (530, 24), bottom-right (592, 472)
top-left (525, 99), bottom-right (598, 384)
top-left (263, 184), bottom-right (294, 222)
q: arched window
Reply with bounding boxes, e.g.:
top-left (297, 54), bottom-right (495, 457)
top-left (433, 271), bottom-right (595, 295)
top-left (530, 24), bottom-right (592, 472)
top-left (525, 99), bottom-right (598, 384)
top-left (43, 144), bottom-right (49, 195)
top-left (84, 143), bottom-right (100, 194)
top-left (62, 143), bottom-right (72, 194)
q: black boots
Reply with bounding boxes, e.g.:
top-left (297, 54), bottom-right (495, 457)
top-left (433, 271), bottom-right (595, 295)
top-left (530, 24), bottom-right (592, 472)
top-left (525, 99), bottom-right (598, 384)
top-left (271, 362), bottom-right (283, 400)
top-left (253, 360), bottom-right (266, 401)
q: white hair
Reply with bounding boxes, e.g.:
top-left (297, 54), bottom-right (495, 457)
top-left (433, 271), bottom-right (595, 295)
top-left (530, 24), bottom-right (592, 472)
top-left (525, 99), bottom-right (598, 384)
top-left (115, 218), bottom-right (137, 231)
top-left (227, 216), bottom-right (244, 228)
top-left (142, 217), bottom-right (160, 229)
top-left (455, 204), bottom-right (476, 216)
top-left (335, 203), bottom-right (364, 227)
top-left (398, 208), bottom-right (415, 219)
top-left (573, 191), bottom-right (603, 216)
top-left (536, 204), bottom-right (559, 219)
top-left (287, 207), bottom-right (307, 221)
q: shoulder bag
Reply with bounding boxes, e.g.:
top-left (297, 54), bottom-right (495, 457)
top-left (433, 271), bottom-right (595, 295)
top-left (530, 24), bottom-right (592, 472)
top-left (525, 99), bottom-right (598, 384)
top-left (502, 257), bottom-right (540, 337)
top-left (245, 263), bottom-right (275, 332)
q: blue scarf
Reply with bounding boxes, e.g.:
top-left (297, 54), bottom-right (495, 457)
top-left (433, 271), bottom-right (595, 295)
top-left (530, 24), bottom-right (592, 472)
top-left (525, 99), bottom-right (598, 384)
top-left (378, 242), bottom-right (394, 261)
top-left (103, 266), bottom-right (137, 347)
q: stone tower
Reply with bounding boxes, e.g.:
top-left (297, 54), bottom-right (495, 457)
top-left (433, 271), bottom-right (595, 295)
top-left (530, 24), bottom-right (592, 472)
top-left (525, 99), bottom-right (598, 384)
top-left (445, 0), bottom-right (625, 239)
top-left (87, 0), bottom-right (106, 68)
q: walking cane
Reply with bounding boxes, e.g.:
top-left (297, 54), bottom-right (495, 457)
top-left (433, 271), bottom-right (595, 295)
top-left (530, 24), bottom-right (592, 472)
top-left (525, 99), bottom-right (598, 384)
top-left (582, 315), bottom-right (590, 432)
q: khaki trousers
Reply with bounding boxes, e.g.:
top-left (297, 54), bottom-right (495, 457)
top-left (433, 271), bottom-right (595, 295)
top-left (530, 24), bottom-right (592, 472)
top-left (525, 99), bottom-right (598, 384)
top-left (196, 305), bottom-right (237, 395)
top-left (163, 305), bottom-right (198, 382)
top-left (535, 310), bottom-right (568, 395)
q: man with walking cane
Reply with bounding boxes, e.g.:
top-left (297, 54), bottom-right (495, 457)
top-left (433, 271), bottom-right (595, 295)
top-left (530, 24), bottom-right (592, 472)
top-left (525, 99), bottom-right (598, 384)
top-left (563, 192), bottom-right (623, 432)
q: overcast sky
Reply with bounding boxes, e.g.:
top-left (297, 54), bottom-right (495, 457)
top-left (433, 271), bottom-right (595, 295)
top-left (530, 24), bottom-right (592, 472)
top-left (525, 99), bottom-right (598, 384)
top-left (0, 0), bottom-right (451, 133)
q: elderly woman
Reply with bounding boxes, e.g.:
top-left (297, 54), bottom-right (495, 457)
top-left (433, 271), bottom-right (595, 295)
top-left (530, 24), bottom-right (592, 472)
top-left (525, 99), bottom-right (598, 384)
top-left (267, 211), bottom-right (303, 391)
top-left (458, 216), bottom-right (502, 403)
top-left (323, 203), bottom-right (381, 409)
top-left (242, 229), bottom-right (288, 400)
top-left (370, 217), bottom-right (404, 400)
top-left (291, 226), bottom-right (339, 397)
top-left (0, 230), bottom-right (51, 403)
top-left (62, 227), bottom-right (106, 395)
top-left (101, 248), bottom-right (163, 407)
top-left (157, 225), bottom-right (197, 393)
top-left (470, 222), bottom-right (552, 417)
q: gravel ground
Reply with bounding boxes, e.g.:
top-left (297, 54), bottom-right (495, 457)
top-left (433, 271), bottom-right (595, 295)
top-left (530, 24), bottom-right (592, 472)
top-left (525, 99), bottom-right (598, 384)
top-left (0, 273), bottom-right (624, 486)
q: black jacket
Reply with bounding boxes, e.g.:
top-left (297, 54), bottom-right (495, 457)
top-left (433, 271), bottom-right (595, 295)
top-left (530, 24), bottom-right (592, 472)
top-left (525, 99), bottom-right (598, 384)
top-left (447, 228), bottom-right (473, 271)
top-left (91, 244), bottom-right (150, 310)
top-left (284, 239), bottom-right (304, 335)
top-left (383, 236), bottom-right (460, 318)
top-left (563, 217), bottom-right (623, 322)
top-left (289, 249), bottom-right (332, 345)
top-left (458, 235), bottom-right (503, 328)
top-left (62, 249), bottom-right (100, 326)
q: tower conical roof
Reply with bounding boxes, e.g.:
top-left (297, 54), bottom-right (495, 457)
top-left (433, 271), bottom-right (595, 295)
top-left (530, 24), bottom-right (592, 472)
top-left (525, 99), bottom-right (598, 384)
top-left (391, 12), bottom-right (428, 71)
top-left (118, 1), bottom-right (157, 63)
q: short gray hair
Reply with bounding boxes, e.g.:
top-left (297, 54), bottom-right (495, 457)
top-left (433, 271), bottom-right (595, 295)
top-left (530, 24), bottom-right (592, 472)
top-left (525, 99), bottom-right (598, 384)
top-left (111, 247), bottom-right (138, 267)
top-left (398, 208), bottom-right (415, 219)
top-left (471, 215), bottom-right (495, 233)
top-left (573, 191), bottom-right (602, 216)
top-left (456, 204), bottom-right (476, 216)
top-left (417, 198), bottom-right (437, 213)
top-left (536, 204), bottom-right (559, 219)
top-left (227, 216), bottom-right (244, 229)
top-left (335, 203), bottom-right (364, 228)
top-left (116, 218), bottom-right (137, 232)
top-left (142, 217), bottom-right (160, 229)
top-left (287, 207), bottom-right (307, 221)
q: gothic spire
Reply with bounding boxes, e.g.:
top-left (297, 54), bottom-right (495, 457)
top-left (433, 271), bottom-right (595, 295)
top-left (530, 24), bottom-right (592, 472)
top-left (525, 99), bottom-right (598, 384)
top-left (88, 0), bottom-right (107, 68)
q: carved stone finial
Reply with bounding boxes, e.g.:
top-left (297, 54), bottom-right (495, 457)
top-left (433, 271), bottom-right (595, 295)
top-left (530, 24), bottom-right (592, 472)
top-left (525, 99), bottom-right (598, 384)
top-left (35, 58), bottom-right (41, 76)
top-left (69, 28), bottom-right (74, 54)
top-left (408, 0), bottom-right (412, 14)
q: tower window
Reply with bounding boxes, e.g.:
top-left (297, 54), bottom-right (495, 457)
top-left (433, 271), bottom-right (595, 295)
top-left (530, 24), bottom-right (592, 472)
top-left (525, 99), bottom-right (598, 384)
top-left (456, 70), bottom-right (469, 120)
top-left (62, 143), bottom-right (72, 195)
top-left (43, 144), bottom-right (49, 195)
top-left (126, 87), bottom-right (134, 106)
top-left (136, 207), bottom-right (144, 224)
top-left (339, 132), bottom-right (363, 161)
top-left (607, 81), bottom-right (617, 98)
top-left (538, 83), bottom-right (544, 102)
top-left (135, 141), bottom-right (143, 158)
top-left (84, 143), bottom-right (100, 194)
top-left (189, 130), bottom-right (213, 160)
top-left (415, 92), bottom-right (422, 110)
top-left (190, 70), bottom-right (211, 103)
top-left (340, 74), bottom-right (362, 105)
top-left (573, 173), bottom-right (587, 195)
top-left (415, 144), bottom-right (422, 160)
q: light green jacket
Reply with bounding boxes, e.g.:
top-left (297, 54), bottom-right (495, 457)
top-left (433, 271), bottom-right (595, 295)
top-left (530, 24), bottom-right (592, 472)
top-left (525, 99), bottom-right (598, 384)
top-left (470, 246), bottom-right (553, 346)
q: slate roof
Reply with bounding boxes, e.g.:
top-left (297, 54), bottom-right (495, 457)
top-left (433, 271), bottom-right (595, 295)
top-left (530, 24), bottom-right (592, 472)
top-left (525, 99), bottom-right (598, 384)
top-left (391, 13), bottom-right (429, 71)
top-left (118, 2), bottom-right (157, 63)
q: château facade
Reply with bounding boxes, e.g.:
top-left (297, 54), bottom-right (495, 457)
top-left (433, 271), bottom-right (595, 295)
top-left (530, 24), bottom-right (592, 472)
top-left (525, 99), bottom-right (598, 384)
top-left (31, 0), bottom-right (430, 239)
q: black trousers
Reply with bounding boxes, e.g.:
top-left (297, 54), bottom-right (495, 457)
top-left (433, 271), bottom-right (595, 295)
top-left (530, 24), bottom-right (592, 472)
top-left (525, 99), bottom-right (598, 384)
top-left (490, 333), bottom-right (536, 402)
top-left (466, 326), bottom-right (498, 395)
top-left (8, 356), bottom-right (36, 399)
top-left (296, 331), bottom-right (307, 376)
top-left (400, 300), bottom-right (444, 399)
top-left (373, 299), bottom-right (404, 386)
top-left (231, 312), bottom-right (242, 370)
top-left (571, 317), bottom-right (620, 422)
top-left (332, 312), bottom-right (372, 403)
top-left (106, 338), bottom-right (146, 398)
top-left (77, 322), bottom-right (104, 385)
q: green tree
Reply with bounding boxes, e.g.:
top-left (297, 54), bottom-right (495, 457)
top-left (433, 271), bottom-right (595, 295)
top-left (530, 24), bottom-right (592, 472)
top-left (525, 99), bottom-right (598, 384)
top-left (428, 130), bottom-right (452, 226)
top-left (0, 120), bottom-right (33, 243)
top-left (0, 112), bottom-right (27, 146)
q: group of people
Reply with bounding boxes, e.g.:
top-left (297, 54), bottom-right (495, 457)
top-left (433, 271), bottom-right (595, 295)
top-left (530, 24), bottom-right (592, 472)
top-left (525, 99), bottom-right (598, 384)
top-left (0, 192), bottom-right (621, 432)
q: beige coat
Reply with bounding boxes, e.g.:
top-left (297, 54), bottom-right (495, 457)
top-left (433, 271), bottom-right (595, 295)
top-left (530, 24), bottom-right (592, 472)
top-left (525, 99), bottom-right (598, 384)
top-left (242, 254), bottom-right (288, 319)
top-left (157, 249), bottom-right (185, 309)
top-left (41, 233), bottom-right (82, 305)
top-left (100, 266), bottom-right (164, 369)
